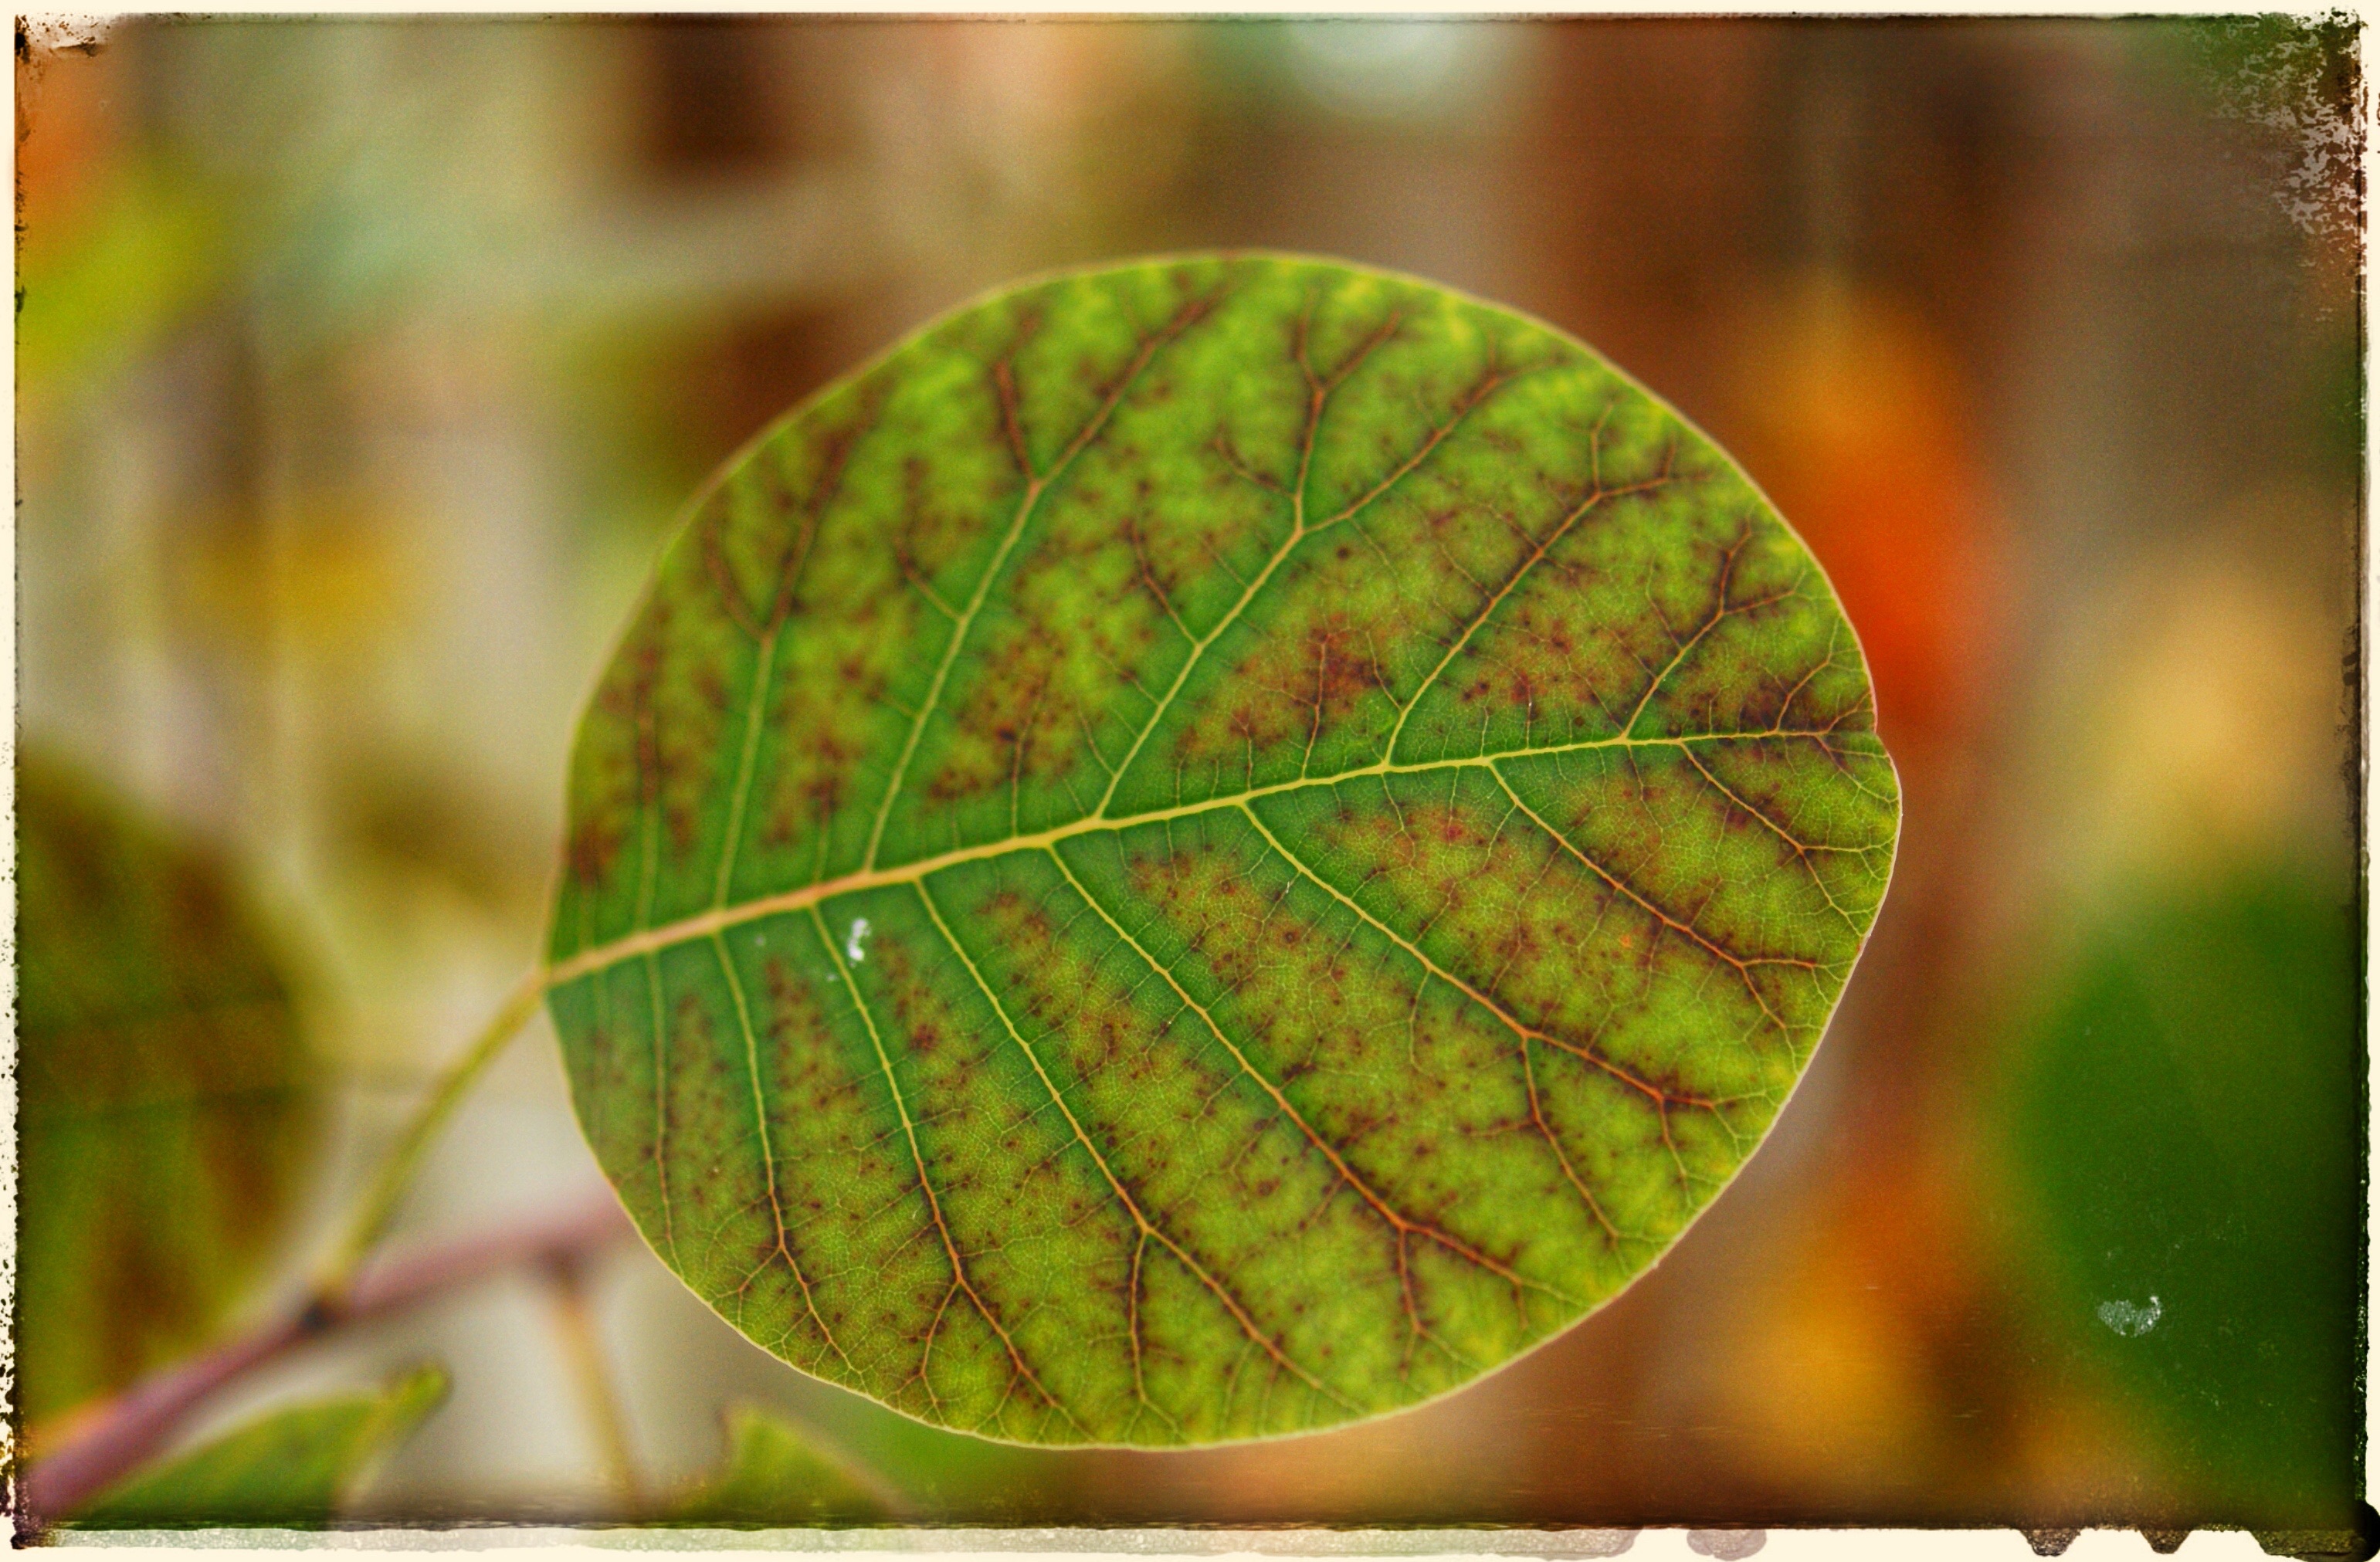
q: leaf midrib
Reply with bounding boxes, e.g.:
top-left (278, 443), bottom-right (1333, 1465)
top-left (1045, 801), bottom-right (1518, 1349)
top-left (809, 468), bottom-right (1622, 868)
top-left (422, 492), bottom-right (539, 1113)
top-left (546, 721), bottom-right (1863, 988)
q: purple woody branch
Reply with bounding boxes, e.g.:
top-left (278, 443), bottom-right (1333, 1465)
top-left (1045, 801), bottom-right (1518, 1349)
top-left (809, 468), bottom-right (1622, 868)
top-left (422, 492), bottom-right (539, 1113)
top-left (19, 1191), bottom-right (636, 1526)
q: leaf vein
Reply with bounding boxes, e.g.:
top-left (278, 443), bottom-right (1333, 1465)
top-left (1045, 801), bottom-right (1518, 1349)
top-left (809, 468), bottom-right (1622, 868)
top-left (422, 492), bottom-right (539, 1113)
top-left (862, 290), bottom-right (1225, 872)
top-left (1044, 842), bottom-right (1581, 1323)
top-left (708, 930), bottom-right (856, 1380)
top-left (914, 877), bottom-right (1357, 1425)
top-left (549, 725), bottom-right (1873, 987)
top-left (807, 903), bottom-right (1087, 1438)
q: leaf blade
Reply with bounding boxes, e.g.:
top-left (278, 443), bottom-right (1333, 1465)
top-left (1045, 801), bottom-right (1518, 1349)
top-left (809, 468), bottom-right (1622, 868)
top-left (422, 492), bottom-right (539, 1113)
top-left (549, 254), bottom-right (1900, 1446)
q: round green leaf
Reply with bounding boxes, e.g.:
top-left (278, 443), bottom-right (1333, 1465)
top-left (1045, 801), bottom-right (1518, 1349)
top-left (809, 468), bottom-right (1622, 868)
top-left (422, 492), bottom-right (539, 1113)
top-left (547, 254), bottom-right (1899, 1447)
top-left (18, 750), bottom-right (323, 1425)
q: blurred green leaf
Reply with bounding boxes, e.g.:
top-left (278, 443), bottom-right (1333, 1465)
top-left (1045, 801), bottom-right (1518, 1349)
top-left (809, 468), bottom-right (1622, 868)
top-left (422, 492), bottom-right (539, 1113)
top-left (668, 1404), bottom-right (895, 1526)
top-left (18, 748), bottom-right (324, 1425)
top-left (2002, 863), bottom-right (2360, 1524)
top-left (18, 160), bottom-right (232, 397)
top-left (73, 1366), bottom-right (449, 1528)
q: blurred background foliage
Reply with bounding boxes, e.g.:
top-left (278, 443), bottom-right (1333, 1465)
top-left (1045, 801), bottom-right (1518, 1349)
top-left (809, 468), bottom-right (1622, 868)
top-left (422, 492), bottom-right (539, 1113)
top-left (16, 748), bottom-right (321, 1428)
top-left (14, 14), bottom-right (2363, 1533)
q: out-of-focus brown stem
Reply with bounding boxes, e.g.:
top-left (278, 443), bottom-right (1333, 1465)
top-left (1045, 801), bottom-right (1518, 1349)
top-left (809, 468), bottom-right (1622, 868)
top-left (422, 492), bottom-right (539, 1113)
top-left (541, 1250), bottom-right (644, 1516)
top-left (19, 1191), bottom-right (635, 1528)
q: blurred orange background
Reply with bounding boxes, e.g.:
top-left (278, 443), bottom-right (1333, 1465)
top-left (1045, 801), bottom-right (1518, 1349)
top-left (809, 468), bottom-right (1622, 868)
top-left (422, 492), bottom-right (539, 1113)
top-left (15, 15), bottom-right (2365, 1533)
